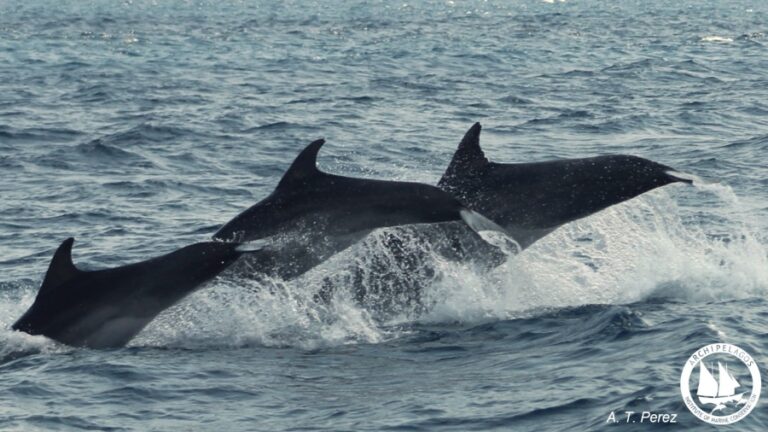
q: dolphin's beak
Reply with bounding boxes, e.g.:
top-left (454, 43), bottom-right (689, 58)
top-left (11, 314), bottom-right (31, 332)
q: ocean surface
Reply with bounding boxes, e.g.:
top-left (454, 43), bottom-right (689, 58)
top-left (1, 0), bottom-right (768, 430)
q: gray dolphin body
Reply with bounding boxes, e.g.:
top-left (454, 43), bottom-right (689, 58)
top-left (215, 128), bottom-right (691, 310)
top-left (213, 139), bottom-right (481, 280)
top-left (12, 239), bottom-right (247, 348)
top-left (438, 123), bottom-right (692, 249)
top-left (334, 123), bottom-right (692, 309)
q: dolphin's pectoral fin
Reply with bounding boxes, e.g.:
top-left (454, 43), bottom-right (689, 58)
top-left (276, 138), bottom-right (326, 190)
top-left (40, 238), bottom-right (81, 294)
top-left (460, 209), bottom-right (505, 233)
top-left (459, 209), bottom-right (521, 254)
top-left (235, 238), bottom-right (272, 252)
top-left (664, 170), bottom-right (695, 185)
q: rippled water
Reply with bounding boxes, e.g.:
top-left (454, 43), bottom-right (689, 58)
top-left (2, 1), bottom-right (768, 430)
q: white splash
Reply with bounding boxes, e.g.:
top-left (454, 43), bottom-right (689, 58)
top-left (701, 35), bottom-right (734, 43)
top-left (423, 185), bottom-right (768, 324)
top-left (135, 273), bottom-right (390, 349)
top-left (6, 182), bottom-right (763, 351)
top-left (132, 181), bottom-right (768, 348)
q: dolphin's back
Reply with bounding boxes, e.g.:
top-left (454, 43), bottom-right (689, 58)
top-left (214, 139), bottom-right (466, 280)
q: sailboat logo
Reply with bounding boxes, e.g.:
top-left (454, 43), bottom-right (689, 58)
top-left (696, 362), bottom-right (746, 414)
top-left (680, 343), bottom-right (761, 425)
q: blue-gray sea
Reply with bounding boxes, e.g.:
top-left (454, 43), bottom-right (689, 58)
top-left (1, 1), bottom-right (767, 430)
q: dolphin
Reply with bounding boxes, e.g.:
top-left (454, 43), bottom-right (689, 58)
top-left (213, 138), bottom-right (496, 280)
top-left (12, 238), bottom-right (249, 348)
top-left (438, 122), bottom-right (693, 248)
top-left (327, 123), bottom-right (693, 311)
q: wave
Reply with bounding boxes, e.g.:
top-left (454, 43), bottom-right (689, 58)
top-left (0, 125), bottom-right (83, 144)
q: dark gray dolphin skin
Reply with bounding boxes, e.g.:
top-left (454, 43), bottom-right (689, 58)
top-left (332, 123), bottom-right (694, 311)
top-left (438, 122), bottom-right (692, 248)
top-left (12, 238), bottom-right (247, 348)
top-left (213, 138), bottom-right (476, 279)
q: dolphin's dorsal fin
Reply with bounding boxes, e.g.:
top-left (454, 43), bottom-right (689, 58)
top-left (440, 122), bottom-right (488, 184)
top-left (276, 139), bottom-right (325, 190)
top-left (40, 238), bottom-right (79, 293)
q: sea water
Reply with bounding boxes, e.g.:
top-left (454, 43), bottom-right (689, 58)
top-left (1, 1), bottom-right (767, 430)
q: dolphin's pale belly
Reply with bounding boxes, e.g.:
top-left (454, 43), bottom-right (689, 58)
top-left (74, 315), bottom-right (150, 349)
top-left (228, 227), bottom-right (372, 280)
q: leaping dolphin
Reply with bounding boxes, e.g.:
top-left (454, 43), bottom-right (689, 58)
top-left (12, 239), bottom-right (250, 348)
top-left (213, 139), bottom-right (497, 280)
top-left (331, 123), bottom-right (694, 309)
top-left (438, 123), bottom-right (693, 248)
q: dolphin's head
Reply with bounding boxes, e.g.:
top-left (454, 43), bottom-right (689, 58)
top-left (12, 239), bottom-right (250, 348)
top-left (587, 155), bottom-right (692, 197)
top-left (507, 154), bottom-right (694, 230)
top-left (12, 238), bottom-right (80, 337)
top-left (11, 306), bottom-right (42, 335)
